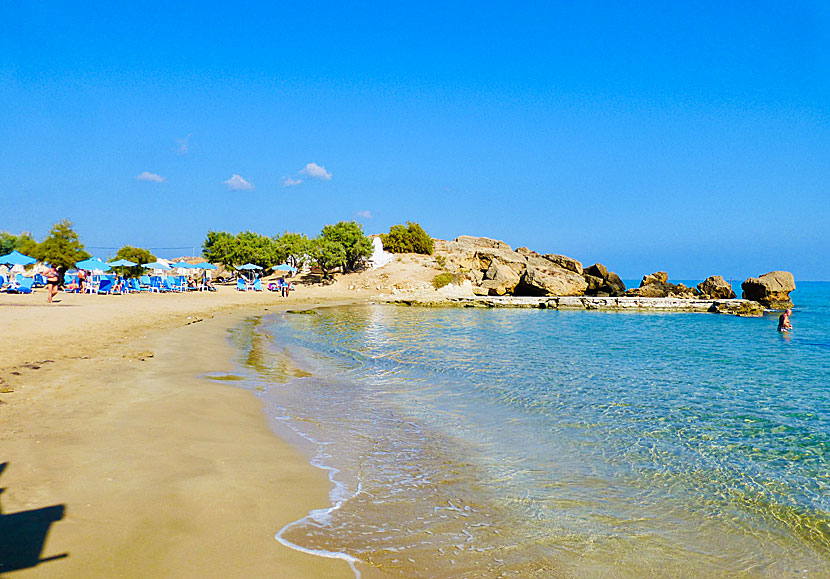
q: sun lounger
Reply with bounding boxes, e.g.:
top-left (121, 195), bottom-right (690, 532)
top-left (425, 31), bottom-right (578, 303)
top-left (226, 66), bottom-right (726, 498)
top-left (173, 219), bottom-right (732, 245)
top-left (236, 278), bottom-right (247, 291)
top-left (97, 278), bottom-right (113, 294)
top-left (253, 278), bottom-right (263, 291)
top-left (7, 276), bottom-right (34, 294)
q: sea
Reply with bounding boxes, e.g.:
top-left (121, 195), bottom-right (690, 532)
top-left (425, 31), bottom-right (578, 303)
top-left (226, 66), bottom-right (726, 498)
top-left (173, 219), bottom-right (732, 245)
top-left (210, 281), bottom-right (830, 578)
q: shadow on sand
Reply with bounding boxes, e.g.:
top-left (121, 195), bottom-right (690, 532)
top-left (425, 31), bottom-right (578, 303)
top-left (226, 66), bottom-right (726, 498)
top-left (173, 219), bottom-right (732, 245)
top-left (0, 462), bottom-right (67, 575)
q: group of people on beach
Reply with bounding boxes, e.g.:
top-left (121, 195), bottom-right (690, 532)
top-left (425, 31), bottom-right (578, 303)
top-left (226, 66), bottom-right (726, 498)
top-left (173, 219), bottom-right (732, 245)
top-left (267, 277), bottom-right (293, 297)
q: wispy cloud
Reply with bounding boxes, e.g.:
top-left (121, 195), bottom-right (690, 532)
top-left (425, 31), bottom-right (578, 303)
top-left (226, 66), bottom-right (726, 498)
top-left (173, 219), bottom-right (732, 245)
top-left (356, 210), bottom-right (372, 219)
top-left (136, 171), bottom-right (166, 182)
top-left (176, 134), bottom-right (192, 155)
top-left (281, 176), bottom-right (303, 187)
top-left (300, 162), bottom-right (332, 180)
top-left (224, 174), bottom-right (254, 190)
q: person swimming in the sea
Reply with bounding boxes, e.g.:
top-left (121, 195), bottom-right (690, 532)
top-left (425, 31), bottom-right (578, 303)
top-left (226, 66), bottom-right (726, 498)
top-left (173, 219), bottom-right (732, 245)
top-left (778, 308), bottom-right (793, 332)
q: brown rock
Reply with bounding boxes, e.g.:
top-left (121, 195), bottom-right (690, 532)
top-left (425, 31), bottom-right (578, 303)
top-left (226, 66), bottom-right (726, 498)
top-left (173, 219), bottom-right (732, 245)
top-left (516, 266), bottom-right (588, 296)
top-left (641, 271), bottom-right (668, 286)
top-left (543, 254), bottom-right (583, 275)
top-left (584, 263), bottom-right (608, 280)
top-left (697, 275), bottom-right (736, 299)
top-left (741, 271), bottom-right (796, 309)
top-left (454, 236), bottom-right (512, 251)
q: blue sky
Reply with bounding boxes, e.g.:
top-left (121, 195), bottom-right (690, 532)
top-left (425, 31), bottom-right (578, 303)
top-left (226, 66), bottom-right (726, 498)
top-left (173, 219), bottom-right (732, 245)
top-left (1, 2), bottom-right (828, 279)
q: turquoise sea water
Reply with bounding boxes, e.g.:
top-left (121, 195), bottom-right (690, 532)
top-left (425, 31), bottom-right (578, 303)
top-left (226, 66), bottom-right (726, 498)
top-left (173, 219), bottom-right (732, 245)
top-left (222, 283), bottom-right (830, 578)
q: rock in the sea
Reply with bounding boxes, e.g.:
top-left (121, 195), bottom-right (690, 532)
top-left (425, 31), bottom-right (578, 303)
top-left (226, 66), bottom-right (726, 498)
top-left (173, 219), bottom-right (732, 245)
top-left (697, 275), bottom-right (736, 299)
top-left (708, 300), bottom-right (765, 317)
top-left (641, 271), bottom-right (668, 286)
top-left (582, 263), bottom-right (625, 296)
top-left (624, 272), bottom-right (697, 299)
top-left (741, 271), bottom-right (795, 309)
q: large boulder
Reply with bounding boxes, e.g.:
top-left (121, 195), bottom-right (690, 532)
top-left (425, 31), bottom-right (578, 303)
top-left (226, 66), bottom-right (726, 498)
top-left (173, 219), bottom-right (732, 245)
top-left (625, 272), bottom-right (697, 299)
top-left (741, 271), bottom-right (795, 309)
top-left (516, 265), bottom-right (588, 296)
top-left (641, 271), bottom-right (668, 286)
top-left (697, 275), bottom-right (736, 299)
top-left (543, 254), bottom-right (583, 275)
top-left (481, 260), bottom-right (522, 295)
top-left (582, 263), bottom-right (626, 296)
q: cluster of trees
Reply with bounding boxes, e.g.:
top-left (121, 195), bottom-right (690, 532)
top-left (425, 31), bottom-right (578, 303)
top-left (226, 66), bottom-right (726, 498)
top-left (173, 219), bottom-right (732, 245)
top-left (1, 221), bottom-right (157, 278)
top-left (380, 221), bottom-right (433, 254)
top-left (202, 221), bottom-right (374, 279)
top-left (1, 220), bottom-right (91, 271)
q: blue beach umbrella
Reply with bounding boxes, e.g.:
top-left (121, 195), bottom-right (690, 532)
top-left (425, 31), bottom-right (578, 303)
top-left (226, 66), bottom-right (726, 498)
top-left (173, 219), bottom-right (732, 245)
top-left (193, 262), bottom-right (218, 270)
top-left (76, 257), bottom-right (112, 271)
top-left (143, 261), bottom-right (172, 271)
top-left (108, 258), bottom-right (137, 267)
top-left (274, 264), bottom-right (297, 272)
top-left (236, 263), bottom-right (263, 270)
top-left (0, 250), bottom-right (37, 266)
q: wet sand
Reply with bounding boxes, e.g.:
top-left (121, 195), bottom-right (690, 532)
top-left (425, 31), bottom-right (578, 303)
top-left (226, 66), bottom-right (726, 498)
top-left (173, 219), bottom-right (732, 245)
top-left (0, 286), bottom-right (360, 578)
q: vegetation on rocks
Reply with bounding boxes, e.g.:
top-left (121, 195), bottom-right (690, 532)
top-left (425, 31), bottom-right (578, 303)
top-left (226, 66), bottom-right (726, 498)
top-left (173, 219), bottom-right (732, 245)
top-left (432, 272), bottom-right (463, 289)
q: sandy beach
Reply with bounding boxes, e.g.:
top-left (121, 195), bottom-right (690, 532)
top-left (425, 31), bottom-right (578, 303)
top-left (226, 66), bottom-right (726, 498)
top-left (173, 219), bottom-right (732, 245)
top-left (0, 285), bottom-right (363, 578)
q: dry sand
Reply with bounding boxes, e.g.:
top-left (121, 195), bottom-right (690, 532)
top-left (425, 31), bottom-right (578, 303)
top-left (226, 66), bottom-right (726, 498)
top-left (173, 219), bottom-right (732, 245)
top-left (0, 283), bottom-right (378, 578)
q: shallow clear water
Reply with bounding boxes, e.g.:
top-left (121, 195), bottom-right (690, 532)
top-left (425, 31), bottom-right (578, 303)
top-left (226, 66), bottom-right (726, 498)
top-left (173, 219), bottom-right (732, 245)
top-left (224, 283), bottom-right (830, 578)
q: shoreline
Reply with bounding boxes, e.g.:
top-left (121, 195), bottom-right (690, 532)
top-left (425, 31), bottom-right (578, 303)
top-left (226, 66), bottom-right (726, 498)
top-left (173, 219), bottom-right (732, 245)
top-left (0, 288), bottom-right (358, 578)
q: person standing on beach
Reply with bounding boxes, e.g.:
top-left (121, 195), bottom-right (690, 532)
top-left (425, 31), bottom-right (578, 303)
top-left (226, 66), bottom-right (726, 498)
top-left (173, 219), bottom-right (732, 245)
top-left (45, 264), bottom-right (60, 303)
top-left (778, 309), bottom-right (793, 332)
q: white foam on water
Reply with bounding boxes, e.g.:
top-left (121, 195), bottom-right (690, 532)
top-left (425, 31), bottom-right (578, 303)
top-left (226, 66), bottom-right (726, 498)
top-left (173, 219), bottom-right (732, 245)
top-left (271, 404), bottom-right (364, 579)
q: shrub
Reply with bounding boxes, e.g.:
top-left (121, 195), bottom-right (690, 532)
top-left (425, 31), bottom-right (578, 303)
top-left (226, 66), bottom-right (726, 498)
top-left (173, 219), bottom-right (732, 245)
top-left (432, 272), bottom-right (463, 289)
top-left (381, 222), bottom-right (433, 255)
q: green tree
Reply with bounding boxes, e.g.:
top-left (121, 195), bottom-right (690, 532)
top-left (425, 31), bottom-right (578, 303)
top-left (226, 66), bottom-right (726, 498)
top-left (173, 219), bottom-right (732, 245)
top-left (202, 231), bottom-right (238, 268)
top-left (33, 220), bottom-right (90, 270)
top-left (275, 232), bottom-right (312, 269)
top-left (235, 231), bottom-right (280, 269)
top-left (319, 221), bottom-right (372, 272)
top-left (113, 245), bottom-right (156, 278)
top-left (380, 221), bottom-right (433, 254)
top-left (0, 232), bottom-right (18, 255)
top-left (310, 237), bottom-right (346, 279)
top-left (15, 233), bottom-right (38, 256)
top-left (0, 231), bottom-right (38, 256)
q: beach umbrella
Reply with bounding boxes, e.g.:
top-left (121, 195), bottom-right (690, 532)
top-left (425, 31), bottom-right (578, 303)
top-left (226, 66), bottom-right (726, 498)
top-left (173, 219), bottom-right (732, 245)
top-left (274, 264), bottom-right (297, 272)
top-left (0, 250), bottom-right (37, 266)
top-left (76, 257), bottom-right (112, 272)
top-left (236, 263), bottom-right (263, 270)
top-left (192, 262), bottom-right (218, 270)
top-left (143, 261), bottom-right (172, 271)
top-left (108, 258), bottom-right (137, 267)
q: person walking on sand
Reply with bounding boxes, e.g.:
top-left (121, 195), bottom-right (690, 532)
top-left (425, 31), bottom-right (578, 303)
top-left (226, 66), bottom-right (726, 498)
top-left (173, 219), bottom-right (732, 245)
top-left (778, 309), bottom-right (793, 332)
top-left (45, 264), bottom-right (60, 303)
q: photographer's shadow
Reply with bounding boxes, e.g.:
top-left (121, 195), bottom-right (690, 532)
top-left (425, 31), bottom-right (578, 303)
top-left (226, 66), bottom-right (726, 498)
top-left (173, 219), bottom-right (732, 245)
top-left (0, 462), bottom-right (68, 575)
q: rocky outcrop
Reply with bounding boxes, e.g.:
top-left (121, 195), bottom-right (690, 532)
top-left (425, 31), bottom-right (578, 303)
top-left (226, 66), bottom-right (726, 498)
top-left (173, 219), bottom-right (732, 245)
top-left (582, 263), bottom-right (626, 296)
top-left (741, 271), bottom-right (795, 309)
top-left (435, 236), bottom-right (587, 297)
top-left (697, 275), bottom-right (736, 299)
top-left (624, 271), bottom-right (697, 299)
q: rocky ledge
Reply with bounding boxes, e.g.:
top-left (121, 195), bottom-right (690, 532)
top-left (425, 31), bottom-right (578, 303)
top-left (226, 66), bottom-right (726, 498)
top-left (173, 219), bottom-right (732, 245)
top-left (386, 295), bottom-right (766, 316)
top-left (431, 235), bottom-right (795, 309)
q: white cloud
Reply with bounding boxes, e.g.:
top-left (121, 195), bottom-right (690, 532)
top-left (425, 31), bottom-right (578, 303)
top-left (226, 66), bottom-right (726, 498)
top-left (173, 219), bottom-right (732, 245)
top-left (282, 176), bottom-right (303, 187)
top-left (176, 134), bottom-right (192, 155)
top-left (136, 171), bottom-right (166, 182)
top-left (300, 162), bottom-right (332, 180)
top-left (224, 174), bottom-right (254, 190)
top-left (356, 210), bottom-right (372, 219)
